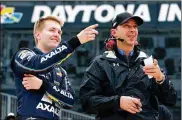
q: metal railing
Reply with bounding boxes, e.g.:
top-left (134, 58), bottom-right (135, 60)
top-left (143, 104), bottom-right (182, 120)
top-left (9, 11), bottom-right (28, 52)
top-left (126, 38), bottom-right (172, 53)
top-left (0, 92), bottom-right (17, 120)
top-left (0, 92), bottom-right (95, 120)
top-left (59, 108), bottom-right (95, 120)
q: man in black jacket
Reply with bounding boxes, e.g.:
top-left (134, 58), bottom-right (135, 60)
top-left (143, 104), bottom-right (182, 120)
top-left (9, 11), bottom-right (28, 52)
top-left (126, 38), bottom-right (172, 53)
top-left (79, 12), bottom-right (177, 120)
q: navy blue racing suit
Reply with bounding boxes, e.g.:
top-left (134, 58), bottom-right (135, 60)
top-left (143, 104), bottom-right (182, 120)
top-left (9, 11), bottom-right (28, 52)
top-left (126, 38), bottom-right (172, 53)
top-left (11, 36), bottom-right (80, 120)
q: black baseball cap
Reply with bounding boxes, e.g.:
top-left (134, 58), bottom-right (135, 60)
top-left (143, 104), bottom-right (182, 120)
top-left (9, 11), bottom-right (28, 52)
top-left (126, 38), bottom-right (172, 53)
top-left (112, 12), bottom-right (143, 28)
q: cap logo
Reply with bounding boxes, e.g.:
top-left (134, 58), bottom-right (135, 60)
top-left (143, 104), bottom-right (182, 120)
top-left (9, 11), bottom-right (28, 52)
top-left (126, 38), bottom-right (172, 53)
top-left (113, 22), bottom-right (117, 27)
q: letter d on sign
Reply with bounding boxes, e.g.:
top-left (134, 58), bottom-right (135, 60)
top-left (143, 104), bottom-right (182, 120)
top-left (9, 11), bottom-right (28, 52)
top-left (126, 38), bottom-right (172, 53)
top-left (31, 5), bottom-right (52, 23)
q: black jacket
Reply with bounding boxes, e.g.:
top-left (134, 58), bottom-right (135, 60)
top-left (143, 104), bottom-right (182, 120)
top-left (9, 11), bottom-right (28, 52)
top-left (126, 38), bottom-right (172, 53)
top-left (79, 46), bottom-right (177, 120)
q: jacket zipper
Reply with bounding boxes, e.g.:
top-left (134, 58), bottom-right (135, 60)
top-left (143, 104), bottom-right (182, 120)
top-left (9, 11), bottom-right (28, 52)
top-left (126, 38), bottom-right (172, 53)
top-left (126, 56), bottom-right (130, 71)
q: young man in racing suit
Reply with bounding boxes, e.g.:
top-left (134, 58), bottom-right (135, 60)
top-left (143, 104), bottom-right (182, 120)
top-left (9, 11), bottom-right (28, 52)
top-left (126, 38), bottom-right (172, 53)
top-left (79, 12), bottom-right (177, 120)
top-left (11, 16), bottom-right (98, 120)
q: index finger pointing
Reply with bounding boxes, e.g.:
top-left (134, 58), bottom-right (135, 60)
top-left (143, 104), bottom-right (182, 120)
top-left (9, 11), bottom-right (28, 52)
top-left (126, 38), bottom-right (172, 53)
top-left (86, 24), bottom-right (99, 29)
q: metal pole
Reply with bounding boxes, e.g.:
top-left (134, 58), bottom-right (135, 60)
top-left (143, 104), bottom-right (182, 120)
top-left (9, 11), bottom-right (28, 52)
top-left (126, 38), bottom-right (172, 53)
top-left (7, 95), bottom-right (11, 114)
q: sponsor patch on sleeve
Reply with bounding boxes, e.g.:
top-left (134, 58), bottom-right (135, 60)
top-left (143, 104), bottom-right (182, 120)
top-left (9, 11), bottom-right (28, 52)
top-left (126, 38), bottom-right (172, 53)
top-left (18, 50), bottom-right (35, 61)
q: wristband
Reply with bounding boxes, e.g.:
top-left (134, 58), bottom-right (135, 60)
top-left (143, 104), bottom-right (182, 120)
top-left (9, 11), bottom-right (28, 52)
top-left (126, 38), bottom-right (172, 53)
top-left (156, 75), bottom-right (165, 84)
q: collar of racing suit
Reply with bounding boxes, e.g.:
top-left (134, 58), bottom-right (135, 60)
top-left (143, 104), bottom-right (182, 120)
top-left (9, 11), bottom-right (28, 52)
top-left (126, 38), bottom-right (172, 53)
top-left (33, 47), bottom-right (44, 55)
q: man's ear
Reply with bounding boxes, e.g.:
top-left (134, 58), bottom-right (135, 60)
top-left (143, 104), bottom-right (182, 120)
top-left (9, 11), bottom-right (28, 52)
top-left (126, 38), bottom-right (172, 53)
top-left (110, 29), bottom-right (116, 37)
top-left (35, 32), bottom-right (40, 40)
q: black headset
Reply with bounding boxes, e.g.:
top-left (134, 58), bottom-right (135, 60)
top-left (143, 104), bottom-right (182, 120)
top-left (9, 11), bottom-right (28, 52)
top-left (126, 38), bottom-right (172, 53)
top-left (105, 35), bottom-right (124, 50)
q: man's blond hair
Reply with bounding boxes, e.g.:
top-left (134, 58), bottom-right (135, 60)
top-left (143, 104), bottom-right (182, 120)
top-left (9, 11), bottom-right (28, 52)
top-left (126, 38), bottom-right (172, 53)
top-left (33, 16), bottom-right (64, 44)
